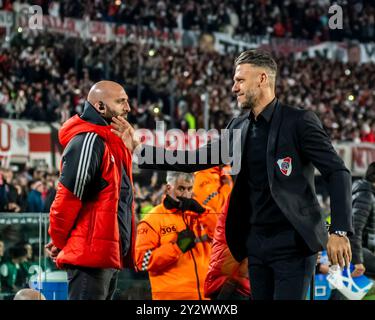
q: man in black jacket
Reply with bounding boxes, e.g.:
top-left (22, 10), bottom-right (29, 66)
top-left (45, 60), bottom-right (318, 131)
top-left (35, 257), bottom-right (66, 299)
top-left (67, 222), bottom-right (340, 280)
top-left (350, 162), bottom-right (375, 278)
top-left (111, 50), bottom-right (353, 300)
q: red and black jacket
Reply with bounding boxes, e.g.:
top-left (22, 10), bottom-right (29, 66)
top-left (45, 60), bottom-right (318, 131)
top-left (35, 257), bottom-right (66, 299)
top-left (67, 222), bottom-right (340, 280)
top-left (49, 102), bottom-right (136, 269)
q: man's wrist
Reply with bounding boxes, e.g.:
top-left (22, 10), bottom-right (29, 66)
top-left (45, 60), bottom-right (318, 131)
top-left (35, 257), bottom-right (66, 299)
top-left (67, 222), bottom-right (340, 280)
top-left (330, 230), bottom-right (348, 237)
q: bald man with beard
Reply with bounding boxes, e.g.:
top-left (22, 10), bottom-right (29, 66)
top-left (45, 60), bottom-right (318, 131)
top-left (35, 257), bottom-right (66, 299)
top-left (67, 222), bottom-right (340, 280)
top-left (46, 81), bottom-right (137, 300)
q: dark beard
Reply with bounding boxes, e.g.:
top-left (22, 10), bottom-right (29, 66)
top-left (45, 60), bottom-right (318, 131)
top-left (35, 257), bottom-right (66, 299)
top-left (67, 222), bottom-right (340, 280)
top-left (240, 92), bottom-right (257, 110)
top-left (103, 111), bottom-right (127, 124)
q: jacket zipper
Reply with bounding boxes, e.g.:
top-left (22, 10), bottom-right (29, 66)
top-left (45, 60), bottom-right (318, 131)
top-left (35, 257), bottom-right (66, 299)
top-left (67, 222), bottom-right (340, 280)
top-left (190, 249), bottom-right (202, 300)
top-left (183, 214), bottom-right (202, 300)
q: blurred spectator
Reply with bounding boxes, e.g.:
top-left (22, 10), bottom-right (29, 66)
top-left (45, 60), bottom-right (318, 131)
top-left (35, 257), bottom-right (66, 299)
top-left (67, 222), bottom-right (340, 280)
top-left (0, 245), bottom-right (28, 293)
top-left (316, 251), bottom-right (329, 275)
top-left (0, 167), bottom-right (59, 214)
top-left (176, 101), bottom-right (196, 131)
top-left (2, 168), bottom-right (21, 213)
top-left (349, 162), bottom-right (375, 279)
top-left (135, 171), bottom-right (217, 299)
top-left (0, 238), bottom-right (4, 264)
top-left (360, 123), bottom-right (375, 143)
top-left (0, 170), bottom-right (9, 212)
top-left (26, 180), bottom-right (44, 213)
top-left (16, 240), bottom-right (39, 281)
top-left (12, 179), bottom-right (28, 212)
top-left (43, 178), bottom-right (57, 213)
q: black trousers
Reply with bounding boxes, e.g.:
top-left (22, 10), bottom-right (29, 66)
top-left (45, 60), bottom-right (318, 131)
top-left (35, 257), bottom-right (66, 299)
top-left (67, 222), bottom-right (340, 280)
top-left (67, 266), bottom-right (119, 300)
top-left (246, 225), bottom-right (317, 300)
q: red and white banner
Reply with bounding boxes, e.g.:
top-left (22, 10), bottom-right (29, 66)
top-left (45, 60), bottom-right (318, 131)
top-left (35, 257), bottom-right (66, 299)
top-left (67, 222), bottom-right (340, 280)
top-left (0, 119), bottom-right (61, 169)
top-left (351, 143), bottom-right (375, 175)
top-left (15, 11), bottom-right (182, 45)
top-left (0, 119), bottom-right (29, 164)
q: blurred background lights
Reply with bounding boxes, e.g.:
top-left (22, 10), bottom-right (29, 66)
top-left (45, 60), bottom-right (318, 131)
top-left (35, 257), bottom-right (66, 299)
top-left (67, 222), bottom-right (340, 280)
top-left (148, 49), bottom-right (156, 57)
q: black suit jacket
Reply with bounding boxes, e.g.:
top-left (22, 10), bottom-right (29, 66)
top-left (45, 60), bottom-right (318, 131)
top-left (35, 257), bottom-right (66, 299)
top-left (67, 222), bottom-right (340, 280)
top-left (139, 100), bottom-right (354, 261)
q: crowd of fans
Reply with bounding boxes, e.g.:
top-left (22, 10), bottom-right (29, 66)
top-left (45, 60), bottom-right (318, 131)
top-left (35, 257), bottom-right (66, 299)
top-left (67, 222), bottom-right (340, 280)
top-left (0, 164), bottom-right (165, 220)
top-left (0, 238), bottom-right (56, 297)
top-left (1, 31), bottom-right (375, 142)
top-left (0, 164), bottom-right (162, 299)
top-left (0, 166), bottom-right (57, 213)
top-left (0, 163), bottom-right (166, 299)
top-left (2, 0), bottom-right (375, 42)
top-left (0, 165), bottom-right (59, 298)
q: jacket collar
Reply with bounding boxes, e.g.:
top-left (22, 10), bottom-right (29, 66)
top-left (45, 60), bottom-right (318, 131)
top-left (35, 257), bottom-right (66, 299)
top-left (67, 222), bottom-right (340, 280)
top-left (249, 97), bottom-right (277, 123)
top-left (80, 101), bottom-right (108, 126)
top-left (239, 98), bottom-right (279, 155)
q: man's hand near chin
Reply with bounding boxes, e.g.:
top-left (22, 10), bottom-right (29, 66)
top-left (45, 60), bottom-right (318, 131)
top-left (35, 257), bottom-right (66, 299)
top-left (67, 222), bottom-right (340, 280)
top-left (111, 116), bottom-right (141, 153)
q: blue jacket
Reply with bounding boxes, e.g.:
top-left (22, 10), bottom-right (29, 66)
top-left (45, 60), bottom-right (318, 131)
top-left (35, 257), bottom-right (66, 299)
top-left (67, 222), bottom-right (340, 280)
top-left (27, 189), bottom-right (44, 212)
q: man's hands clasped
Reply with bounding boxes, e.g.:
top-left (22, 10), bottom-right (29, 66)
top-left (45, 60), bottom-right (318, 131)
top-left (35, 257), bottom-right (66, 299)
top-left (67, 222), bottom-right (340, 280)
top-left (45, 242), bottom-right (61, 263)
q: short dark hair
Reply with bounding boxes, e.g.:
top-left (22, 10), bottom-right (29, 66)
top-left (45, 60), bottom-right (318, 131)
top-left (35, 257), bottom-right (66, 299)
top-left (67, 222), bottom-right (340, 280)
top-left (234, 50), bottom-right (277, 82)
top-left (365, 162), bottom-right (375, 182)
top-left (9, 246), bottom-right (27, 259)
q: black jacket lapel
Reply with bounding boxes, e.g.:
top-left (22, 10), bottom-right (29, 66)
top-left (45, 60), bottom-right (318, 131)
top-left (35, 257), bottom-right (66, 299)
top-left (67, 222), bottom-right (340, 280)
top-left (267, 100), bottom-right (283, 186)
top-left (239, 111), bottom-right (250, 154)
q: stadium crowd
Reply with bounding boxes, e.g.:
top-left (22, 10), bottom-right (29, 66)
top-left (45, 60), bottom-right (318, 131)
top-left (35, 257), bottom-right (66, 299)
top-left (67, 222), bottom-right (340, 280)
top-left (1, 32), bottom-right (375, 142)
top-left (2, 0), bottom-right (375, 42)
top-left (0, 165), bottom-right (164, 298)
top-left (0, 164), bottom-right (164, 219)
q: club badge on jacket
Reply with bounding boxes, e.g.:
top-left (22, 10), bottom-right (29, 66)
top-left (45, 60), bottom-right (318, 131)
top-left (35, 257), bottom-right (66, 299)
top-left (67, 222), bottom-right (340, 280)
top-left (277, 157), bottom-right (292, 176)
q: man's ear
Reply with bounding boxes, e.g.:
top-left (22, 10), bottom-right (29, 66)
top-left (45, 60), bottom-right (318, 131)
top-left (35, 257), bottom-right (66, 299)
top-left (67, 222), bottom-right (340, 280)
top-left (98, 101), bottom-right (105, 111)
top-left (94, 102), bottom-right (105, 114)
top-left (259, 72), bottom-right (267, 87)
top-left (166, 184), bottom-right (172, 194)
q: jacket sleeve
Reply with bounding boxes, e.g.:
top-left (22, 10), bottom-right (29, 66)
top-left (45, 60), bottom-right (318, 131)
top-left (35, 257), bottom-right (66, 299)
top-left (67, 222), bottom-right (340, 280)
top-left (350, 190), bottom-right (372, 264)
top-left (215, 180), bottom-right (232, 213)
top-left (197, 206), bottom-right (219, 240)
top-left (195, 168), bottom-right (232, 214)
top-left (49, 132), bottom-right (104, 250)
top-left (135, 221), bottom-right (183, 272)
top-left (137, 118), bottom-right (237, 173)
top-left (297, 111), bottom-right (353, 235)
